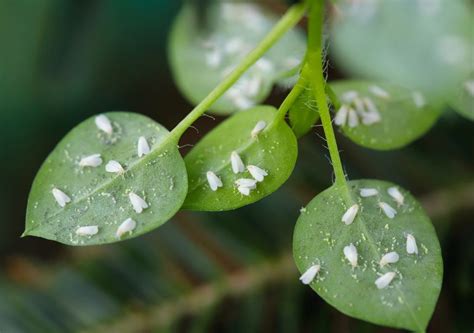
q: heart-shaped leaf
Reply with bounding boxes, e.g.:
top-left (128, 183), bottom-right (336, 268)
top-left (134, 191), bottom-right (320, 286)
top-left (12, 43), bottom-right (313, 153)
top-left (450, 77), bottom-right (474, 121)
top-left (168, 2), bottom-right (306, 114)
top-left (288, 85), bottom-right (320, 138)
top-left (331, 0), bottom-right (471, 102)
top-left (330, 80), bottom-right (442, 150)
top-left (183, 105), bottom-right (297, 211)
top-left (24, 112), bottom-right (188, 246)
top-left (293, 179), bottom-right (443, 331)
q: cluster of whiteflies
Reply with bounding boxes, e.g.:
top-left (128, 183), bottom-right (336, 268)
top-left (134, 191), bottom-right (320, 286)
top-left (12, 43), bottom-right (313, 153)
top-left (299, 185), bottom-right (420, 290)
top-left (51, 115), bottom-right (152, 239)
top-left (334, 85), bottom-right (428, 128)
top-left (202, 29), bottom-right (300, 110)
top-left (206, 120), bottom-right (268, 196)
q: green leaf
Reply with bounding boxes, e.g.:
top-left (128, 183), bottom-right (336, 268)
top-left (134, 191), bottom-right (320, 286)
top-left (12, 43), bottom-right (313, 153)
top-left (183, 105), bottom-right (297, 211)
top-left (330, 80), bottom-right (441, 150)
top-left (450, 77), bottom-right (474, 121)
top-left (288, 86), bottom-right (320, 138)
top-left (24, 112), bottom-right (188, 246)
top-left (168, 2), bottom-right (306, 114)
top-left (293, 179), bottom-right (443, 331)
top-left (331, 0), bottom-right (471, 101)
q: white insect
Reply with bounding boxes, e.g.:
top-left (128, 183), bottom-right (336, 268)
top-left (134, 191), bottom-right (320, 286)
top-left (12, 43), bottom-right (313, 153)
top-left (235, 178), bottom-right (257, 196)
top-left (379, 252), bottom-right (400, 267)
top-left (230, 151), bottom-right (245, 174)
top-left (334, 105), bottom-right (349, 126)
top-left (224, 38), bottom-right (244, 54)
top-left (244, 76), bottom-right (262, 97)
top-left (352, 97), bottom-right (366, 115)
top-left (137, 136), bottom-right (150, 157)
top-left (341, 90), bottom-right (358, 103)
top-left (76, 226), bottom-right (99, 236)
top-left (79, 154), bottom-right (102, 168)
top-left (359, 188), bottom-right (378, 197)
top-left (206, 171), bottom-right (223, 191)
top-left (369, 85), bottom-right (390, 99)
top-left (237, 186), bottom-right (252, 196)
top-left (412, 91), bottom-right (426, 108)
top-left (129, 192), bottom-right (148, 214)
top-left (375, 272), bottom-right (396, 289)
top-left (255, 58), bottom-right (274, 73)
top-left (343, 243), bottom-right (358, 268)
top-left (361, 110), bottom-right (382, 125)
top-left (251, 120), bottom-right (267, 138)
top-left (299, 264), bottom-right (321, 285)
top-left (387, 186), bottom-right (404, 206)
top-left (378, 202), bottom-right (397, 219)
top-left (361, 97), bottom-right (382, 125)
top-left (95, 115), bottom-right (113, 134)
top-left (116, 218), bottom-right (137, 238)
top-left (205, 50), bottom-right (222, 68)
top-left (235, 178), bottom-right (257, 188)
top-left (105, 160), bottom-right (124, 174)
top-left (52, 188), bottom-right (71, 207)
top-left (341, 204), bottom-right (359, 225)
top-left (464, 80), bottom-right (474, 97)
top-left (247, 165), bottom-right (268, 182)
top-left (348, 108), bottom-right (359, 128)
top-left (234, 96), bottom-right (254, 110)
top-left (406, 233), bottom-right (418, 255)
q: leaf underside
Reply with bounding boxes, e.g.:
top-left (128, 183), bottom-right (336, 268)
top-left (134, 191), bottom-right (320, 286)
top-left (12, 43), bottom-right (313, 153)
top-left (331, 80), bottom-right (442, 150)
top-left (25, 112), bottom-right (188, 246)
top-left (168, 2), bottom-right (306, 114)
top-left (293, 179), bottom-right (443, 331)
top-left (183, 105), bottom-right (298, 211)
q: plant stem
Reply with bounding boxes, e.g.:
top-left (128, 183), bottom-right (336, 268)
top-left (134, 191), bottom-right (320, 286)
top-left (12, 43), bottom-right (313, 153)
top-left (306, 0), bottom-right (346, 188)
top-left (170, 2), bottom-right (308, 141)
top-left (275, 75), bottom-right (307, 122)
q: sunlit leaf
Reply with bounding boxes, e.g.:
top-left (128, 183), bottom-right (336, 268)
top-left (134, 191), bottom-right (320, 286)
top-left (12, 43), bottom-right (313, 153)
top-left (168, 2), bottom-right (306, 114)
top-left (293, 179), bottom-right (443, 331)
top-left (183, 105), bottom-right (297, 211)
top-left (331, 0), bottom-right (471, 101)
top-left (24, 112), bottom-right (188, 245)
top-left (330, 80), bottom-right (442, 150)
top-left (288, 85), bottom-right (320, 138)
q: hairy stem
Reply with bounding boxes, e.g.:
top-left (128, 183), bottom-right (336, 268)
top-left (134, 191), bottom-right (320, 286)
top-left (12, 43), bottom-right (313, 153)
top-left (170, 3), bottom-right (308, 141)
top-left (306, 0), bottom-right (346, 188)
top-left (275, 75), bottom-right (307, 122)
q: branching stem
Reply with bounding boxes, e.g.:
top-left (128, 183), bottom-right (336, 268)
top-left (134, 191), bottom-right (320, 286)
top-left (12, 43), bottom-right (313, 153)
top-left (170, 3), bottom-right (308, 141)
top-left (305, 0), bottom-right (347, 188)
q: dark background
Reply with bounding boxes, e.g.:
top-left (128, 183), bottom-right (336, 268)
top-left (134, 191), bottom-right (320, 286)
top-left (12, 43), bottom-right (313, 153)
top-left (0, 1), bottom-right (473, 332)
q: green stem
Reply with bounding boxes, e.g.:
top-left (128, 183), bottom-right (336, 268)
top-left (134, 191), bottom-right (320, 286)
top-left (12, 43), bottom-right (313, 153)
top-left (306, 0), bottom-right (346, 188)
top-left (275, 75), bottom-right (307, 122)
top-left (170, 3), bottom-right (308, 141)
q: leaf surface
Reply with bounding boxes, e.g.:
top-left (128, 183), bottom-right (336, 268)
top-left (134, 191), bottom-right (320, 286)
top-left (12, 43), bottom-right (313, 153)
top-left (168, 2), bottom-right (306, 114)
top-left (331, 80), bottom-right (441, 150)
top-left (450, 77), bottom-right (474, 121)
top-left (25, 112), bottom-right (188, 245)
top-left (184, 106), bottom-right (297, 211)
top-left (293, 179), bottom-right (443, 331)
top-left (331, 0), bottom-right (471, 101)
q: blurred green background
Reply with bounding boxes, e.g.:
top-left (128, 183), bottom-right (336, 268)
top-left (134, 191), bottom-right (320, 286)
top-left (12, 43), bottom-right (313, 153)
top-left (0, 1), bottom-right (473, 332)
